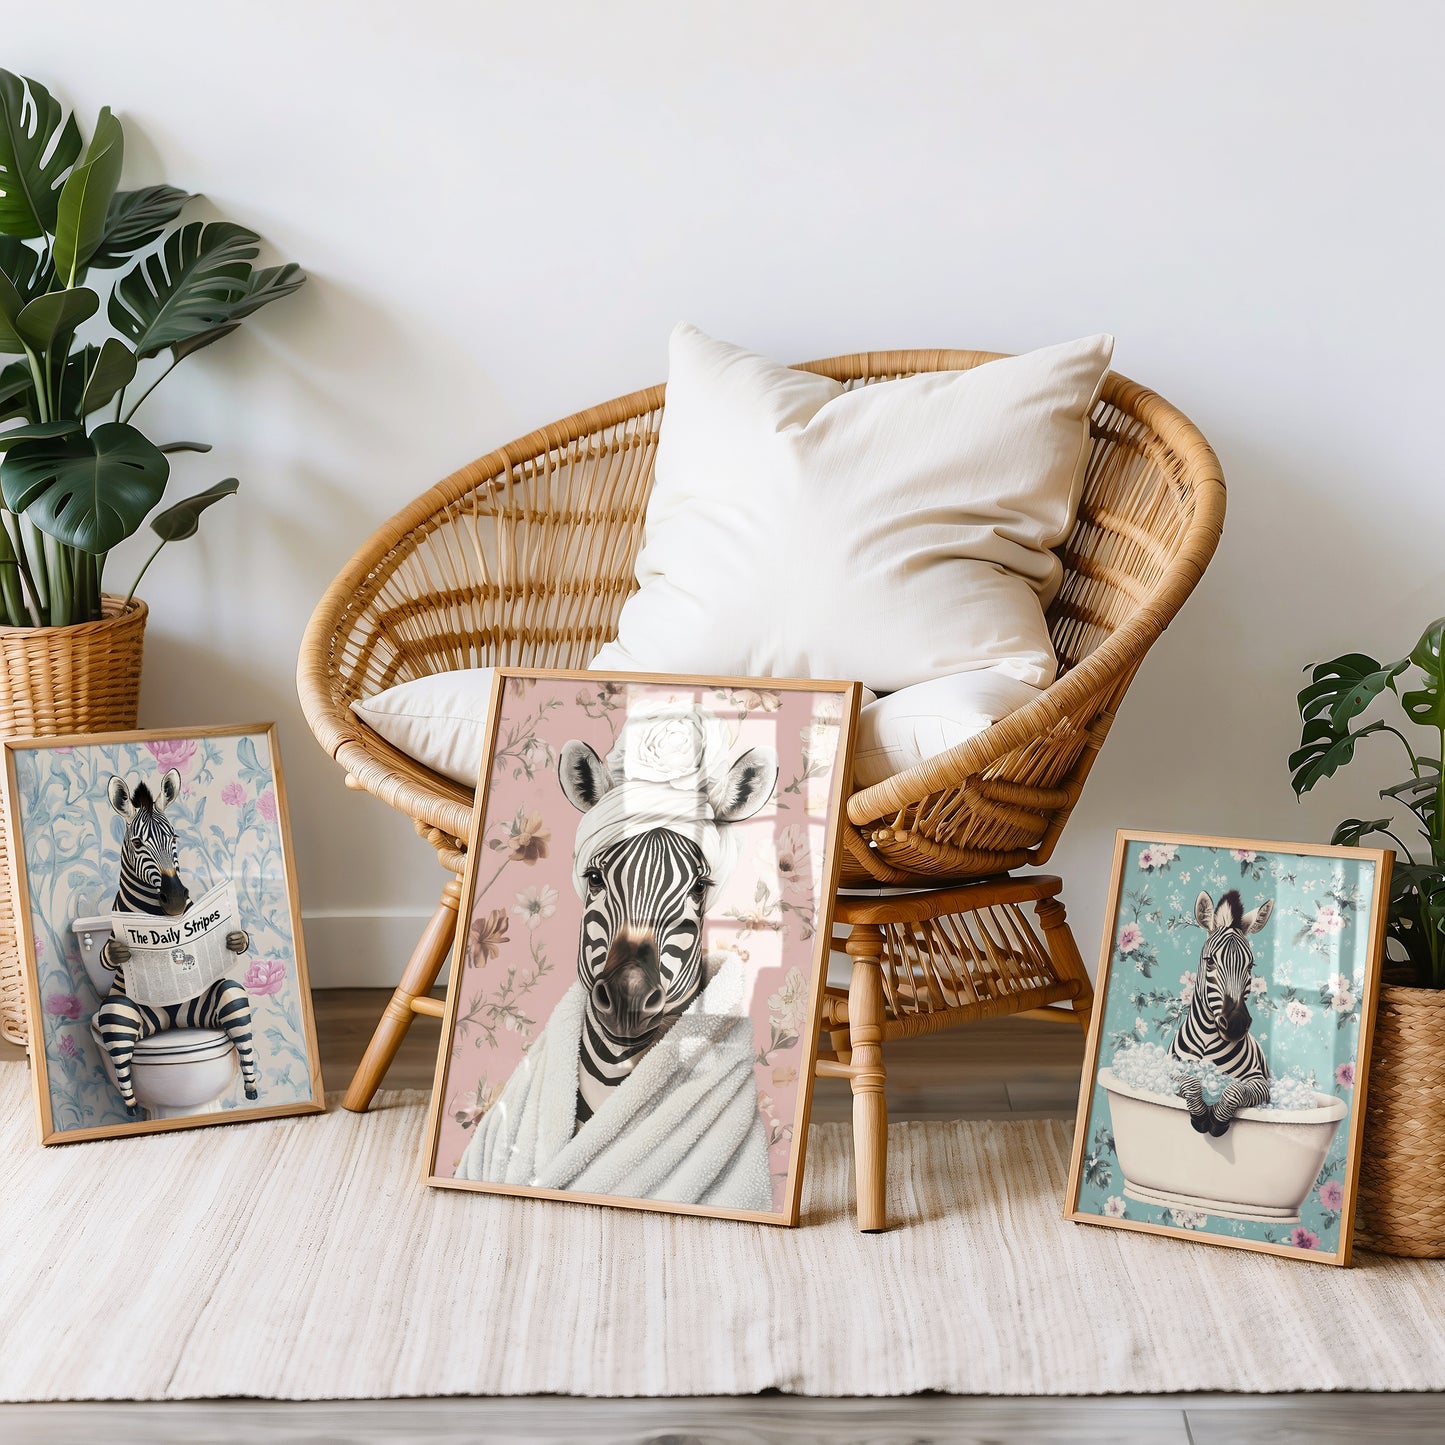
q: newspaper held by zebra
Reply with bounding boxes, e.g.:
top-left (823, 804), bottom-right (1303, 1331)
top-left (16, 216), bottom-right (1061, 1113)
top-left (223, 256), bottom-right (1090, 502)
top-left (107, 881), bottom-right (243, 1009)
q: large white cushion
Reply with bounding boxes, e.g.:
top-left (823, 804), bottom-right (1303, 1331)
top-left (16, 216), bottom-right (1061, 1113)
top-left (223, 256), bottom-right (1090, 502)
top-left (352, 667), bottom-right (1038, 791)
top-left (590, 324), bottom-right (1113, 694)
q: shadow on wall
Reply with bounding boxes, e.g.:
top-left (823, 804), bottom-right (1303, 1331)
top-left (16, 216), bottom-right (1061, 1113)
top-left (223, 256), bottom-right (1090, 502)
top-left (1053, 426), bottom-right (1443, 974)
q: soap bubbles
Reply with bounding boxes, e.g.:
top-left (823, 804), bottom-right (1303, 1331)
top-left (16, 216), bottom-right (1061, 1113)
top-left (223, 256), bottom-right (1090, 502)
top-left (1109, 1042), bottom-right (1323, 1112)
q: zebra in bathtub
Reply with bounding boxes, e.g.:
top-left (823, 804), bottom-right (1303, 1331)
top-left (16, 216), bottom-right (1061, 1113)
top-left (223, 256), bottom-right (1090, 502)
top-left (92, 769), bottom-right (259, 1111)
top-left (1170, 889), bottom-right (1274, 1137)
top-left (557, 708), bottom-right (778, 1131)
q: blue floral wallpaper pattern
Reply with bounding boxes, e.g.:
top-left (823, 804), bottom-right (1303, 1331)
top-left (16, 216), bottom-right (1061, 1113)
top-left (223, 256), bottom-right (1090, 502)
top-left (15, 730), bottom-right (316, 1134)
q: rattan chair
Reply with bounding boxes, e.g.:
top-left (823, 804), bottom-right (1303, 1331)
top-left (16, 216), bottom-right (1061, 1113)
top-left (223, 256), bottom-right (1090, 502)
top-left (298, 348), bottom-right (1226, 1230)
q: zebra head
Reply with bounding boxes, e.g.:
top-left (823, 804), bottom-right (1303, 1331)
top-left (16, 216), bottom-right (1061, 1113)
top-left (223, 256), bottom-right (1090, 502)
top-left (1193, 889), bottom-right (1273, 1042)
top-left (107, 770), bottom-right (189, 917)
top-left (558, 737), bottom-right (777, 1047)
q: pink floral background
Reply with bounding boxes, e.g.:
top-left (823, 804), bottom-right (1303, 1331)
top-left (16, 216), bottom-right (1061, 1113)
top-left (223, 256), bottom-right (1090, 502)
top-left (433, 677), bottom-right (849, 1210)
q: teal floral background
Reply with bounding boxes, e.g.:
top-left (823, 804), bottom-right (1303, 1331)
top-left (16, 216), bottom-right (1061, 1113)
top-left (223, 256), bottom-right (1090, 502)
top-left (1076, 839), bottom-right (1378, 1254)
top-left (16, 731), bottom-right (316, 1133)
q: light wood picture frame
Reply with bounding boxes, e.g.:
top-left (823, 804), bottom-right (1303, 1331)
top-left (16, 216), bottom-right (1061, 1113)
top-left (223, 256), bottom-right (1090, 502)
top-left (5, 722), bottom-right (324, 1144)
top-left (423, 669), bottom-right (862, 1224)
top-left (1065, 830), bottom-right (1392, 1266)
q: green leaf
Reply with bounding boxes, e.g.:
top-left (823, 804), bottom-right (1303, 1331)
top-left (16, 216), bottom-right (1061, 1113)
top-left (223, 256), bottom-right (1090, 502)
top-left (156, 440), bottom-right (211, 454)
top-left (77, 337), bottom-right (136, 416)
top-left (0, 358), bottom-right (34, 422)
top-left (108, 221), bottom-right (258, 359)
top-left (1289, 718), bottom-right (1387, 796)
top-left (14, 286), bottom-right (98, 353)
top-left (1329, 817), bottom-right (1393, 848)
top-left (1297, 653), bottom-right (1408, 730)
top-left (88, 184), bottom-right (190, 270)
top-left (163, 264), bottom-right (305, 361)
top-left (149, 476), bottom-right (238, 541)
top-left (0, 70), bottom-right (82, 238)
top-left (1401, 618), bottom-right (1445, 730)
top-left (0, 265), bottom-right (25, 352)
top-left (0, 422), bottom-right (169, 553)
top-left (52, 106), bottom-right (124, 284)
top-left (0, 235), bottom-right (51, 302)
top-left (0, 419), bottom-right (80, 450)
top-left (170, 321), bottom-right (238, 361)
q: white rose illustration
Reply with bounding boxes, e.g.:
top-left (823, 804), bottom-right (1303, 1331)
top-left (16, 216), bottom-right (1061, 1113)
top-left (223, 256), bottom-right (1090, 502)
top-left (607, 700), bottom-right (730, 793)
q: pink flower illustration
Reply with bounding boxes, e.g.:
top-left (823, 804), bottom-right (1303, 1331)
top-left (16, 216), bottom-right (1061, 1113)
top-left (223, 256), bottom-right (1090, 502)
top-left (221, 782), bottom-right (246, 807)
top-left (1335, 1062), bottom-right (1355, 1088)
top-left (1117, 923), bottom-right (1144, 954)
top-left (243, 959), bottom-right (286, 995)
top-left (1287, 1227), bottom-right (1319, 1250)
top-left (57, 1034), bottom-right (80, 1060)
top-left (145, 738), bottom-right (197, 774)
top-left (257, 788), bottom-right (278, 824)
top-left (44, 993), bottom-right (81, 1020)
top-left (1318, 1180), bottom-right (1345, 1211)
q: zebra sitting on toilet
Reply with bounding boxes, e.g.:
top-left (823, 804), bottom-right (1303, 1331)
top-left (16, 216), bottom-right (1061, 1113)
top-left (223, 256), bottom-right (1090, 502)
top-left (92, 768), bottom-right (260, 1113)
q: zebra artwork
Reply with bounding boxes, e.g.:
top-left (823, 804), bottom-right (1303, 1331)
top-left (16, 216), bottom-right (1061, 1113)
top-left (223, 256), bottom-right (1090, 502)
top-left (556, 715), bottom-right (779, 1132)
top-left (92, 769), bottom-right (259, 1111)
top-left (1169, 889), bottom-right (1274, 1137)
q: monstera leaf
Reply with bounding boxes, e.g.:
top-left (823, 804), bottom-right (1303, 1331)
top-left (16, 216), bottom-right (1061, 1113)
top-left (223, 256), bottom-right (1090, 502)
top-left (0, 422), bottom-right (169, 553)
top-left (87, 184), bottom-right (191, 270)
top-left (1298, 652), bottom-right (1408, 732)
top-left (149, 476), bottom-right (238, 540)
top-left (107, 221), bottom-right (259, 358)
top-left (1290, 717), bottom-right (1389, 797)
top-left (52, 107), bottom-right (124, 285)
top-left (75, 338), bottom-right (137, 417)
top-left (0, 358), bottom-right (33, 422)
top-left (0, 420), bottom-right (80, 450)
top-left (1401, 619), bottom-right (1445, 730)
top-left (0, 70), bottom-right (81, 239)
top-left (164, 263), bottom-right (305, 360)
top-left (0, 235), bottom-right (51, 303)
top-left (14, 286), bottom-right (98, 354)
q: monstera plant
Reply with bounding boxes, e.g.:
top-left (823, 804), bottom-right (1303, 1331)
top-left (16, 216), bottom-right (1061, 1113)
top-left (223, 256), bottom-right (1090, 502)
top-left (1291, 618), bottom-right (1445, 988)
top-left (0, 69), bottom-right (304, 627)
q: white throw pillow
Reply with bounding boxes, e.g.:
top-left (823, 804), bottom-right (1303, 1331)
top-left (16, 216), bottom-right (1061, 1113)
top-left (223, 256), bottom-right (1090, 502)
top-left (590, 324), bottom-right (1113, 694)
top-left (352, 668), bottom-right (497, 785)
top-left (352, 667), bottom-right (1036, 792)
top-left (850, 670), bottom-right (1043, 789)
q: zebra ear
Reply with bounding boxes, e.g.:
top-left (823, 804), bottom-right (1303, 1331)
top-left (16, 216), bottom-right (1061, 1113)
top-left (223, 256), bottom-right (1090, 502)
top-left (1195, 891), bottom-right (1215, 931)
top-left (1243, 898), bottom-right (1274, 934)
top-left (107, 776), bottom-right (133, 818)
top-left (558, 740), bottom-right (612, 813)
top-left (157, 769), bottom-right (181, 811)
top-left (713, 747), bottom-right (778, 823)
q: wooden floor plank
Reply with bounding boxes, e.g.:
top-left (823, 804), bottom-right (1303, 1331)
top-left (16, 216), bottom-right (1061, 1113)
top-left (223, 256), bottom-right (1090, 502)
top-left (0, 1396), bottom-right (1193, 1444)
top-left (1186, 1398), bottom-right (1445, 1444)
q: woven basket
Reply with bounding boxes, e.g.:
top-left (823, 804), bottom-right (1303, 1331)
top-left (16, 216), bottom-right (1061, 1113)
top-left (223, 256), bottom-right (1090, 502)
top-left (1356, 983), bottom-right (1445, 1257)
top-left (0, 595), bottom-right (147, 1046)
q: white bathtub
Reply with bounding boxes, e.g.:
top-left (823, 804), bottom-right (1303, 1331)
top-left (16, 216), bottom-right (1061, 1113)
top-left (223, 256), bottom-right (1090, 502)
top-left (1098, 1067), bottom-right (1347, 1223)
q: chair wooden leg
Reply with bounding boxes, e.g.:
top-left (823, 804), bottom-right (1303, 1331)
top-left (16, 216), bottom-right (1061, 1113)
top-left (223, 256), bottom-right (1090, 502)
top-left (342, 875), bottom-right (463, 1112)
top-left (846, 922), bottom-right (889, 1232)
top-left (1035, 893), bottom-right (1094, 1033)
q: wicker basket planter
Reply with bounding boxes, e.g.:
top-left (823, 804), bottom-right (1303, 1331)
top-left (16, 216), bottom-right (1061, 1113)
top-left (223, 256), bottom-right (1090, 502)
top-left (0, 595), bottom-right (147, 1046)
top-left (1356, 983), bottom-right (1445, 1257)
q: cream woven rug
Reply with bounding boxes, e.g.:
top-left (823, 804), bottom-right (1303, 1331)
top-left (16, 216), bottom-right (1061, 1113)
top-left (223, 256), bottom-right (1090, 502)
top-left (3, 1062), bottom-right (1444, 1401)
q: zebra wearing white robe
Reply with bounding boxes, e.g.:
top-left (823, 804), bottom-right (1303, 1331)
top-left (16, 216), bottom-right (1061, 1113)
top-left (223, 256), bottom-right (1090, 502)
top-left (1170, 888), bottom-right (1273, 1137)
top-left (92, 770), bottom-right (257, 1111)
top-left (557, 734), bottom-right (778, 1131)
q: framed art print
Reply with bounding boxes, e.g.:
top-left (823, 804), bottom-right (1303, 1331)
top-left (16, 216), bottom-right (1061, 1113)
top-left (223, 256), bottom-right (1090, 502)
top-left (1065, 830), bottom-right (1392, 1265)
top-left (5, 723), bottom-right (324, 1144)
top-left (423, 669), bottom-right (862, 1224)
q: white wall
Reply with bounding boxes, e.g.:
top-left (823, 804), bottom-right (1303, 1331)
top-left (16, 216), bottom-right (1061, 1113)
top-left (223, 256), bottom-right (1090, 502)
top-left (8, 2), bottom-right (1442, 986)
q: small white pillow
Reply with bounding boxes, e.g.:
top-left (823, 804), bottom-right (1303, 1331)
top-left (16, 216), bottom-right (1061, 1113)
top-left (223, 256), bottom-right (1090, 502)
top-left (850, 670), bottom-right (1042, 788)
top-left (352, 668), bottom-right (497, 785)
top-left (352, 668), bottom-right (1035, 792)
top-left (591, 324), bottom-right (1112, 693)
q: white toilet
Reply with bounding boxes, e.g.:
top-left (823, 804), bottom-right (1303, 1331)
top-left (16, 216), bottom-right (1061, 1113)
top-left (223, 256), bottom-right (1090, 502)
top-left (73, 915), bottom-right (239, 1119)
